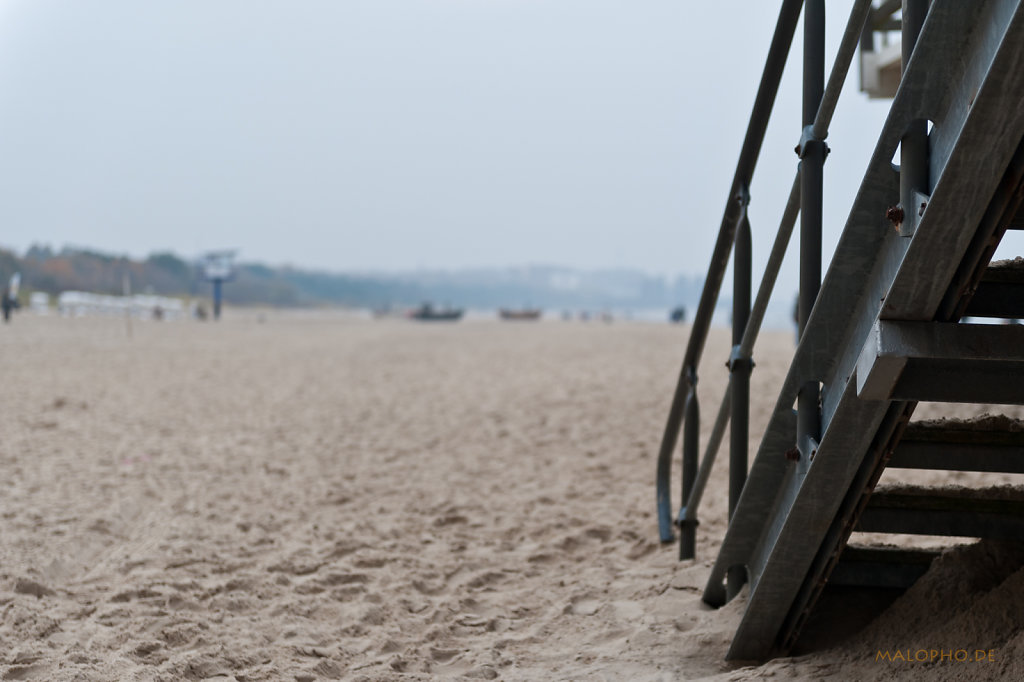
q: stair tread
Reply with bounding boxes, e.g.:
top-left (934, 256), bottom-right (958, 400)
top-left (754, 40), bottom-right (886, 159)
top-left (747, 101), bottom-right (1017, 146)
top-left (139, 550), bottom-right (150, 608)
top-left (902, 415), bottom-right (1024, 445)
top-left (829, 545), bottom-right (940, 590)
top-left (965, 259), bottom-right (1024, 317)
top-left (839, 544), bottom-right (942, 565)
top-left (867, 485), bottom-right (1024, 513)
top-left (984, 256), bottom-right (1024, 276)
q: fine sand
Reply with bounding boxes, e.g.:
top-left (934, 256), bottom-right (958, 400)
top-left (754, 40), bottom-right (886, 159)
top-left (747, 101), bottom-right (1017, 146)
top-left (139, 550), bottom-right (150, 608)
top-left (1, 313), bottom-right (1022, 681)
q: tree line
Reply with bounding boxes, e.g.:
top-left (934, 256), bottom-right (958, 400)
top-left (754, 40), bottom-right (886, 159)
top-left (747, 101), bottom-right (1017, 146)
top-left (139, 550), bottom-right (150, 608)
top-left (0, 245), bottom-right (702, 311)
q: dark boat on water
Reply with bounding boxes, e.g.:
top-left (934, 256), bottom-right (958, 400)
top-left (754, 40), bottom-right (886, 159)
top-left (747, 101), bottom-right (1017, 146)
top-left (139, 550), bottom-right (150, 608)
top-left (409, 303), bottom-right (464, 321)
top-left (499, 308), bottom-right (542, 321)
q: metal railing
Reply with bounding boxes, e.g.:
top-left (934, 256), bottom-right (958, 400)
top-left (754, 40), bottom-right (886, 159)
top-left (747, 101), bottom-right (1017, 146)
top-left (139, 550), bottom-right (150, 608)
top-left (655, 0), bottom-right (878, 586)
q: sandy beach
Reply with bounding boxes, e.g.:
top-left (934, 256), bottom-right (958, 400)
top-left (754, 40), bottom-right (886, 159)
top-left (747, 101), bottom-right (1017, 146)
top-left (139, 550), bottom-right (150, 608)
top-left (1, 313), bottom-right (1022, 681)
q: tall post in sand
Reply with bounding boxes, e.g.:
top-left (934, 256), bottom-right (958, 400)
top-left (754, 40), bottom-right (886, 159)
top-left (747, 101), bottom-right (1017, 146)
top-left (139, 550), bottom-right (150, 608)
top-left (797, 0), bottom-right (825, 473)
top-left (123, 271), bottom-right (133, 338)
top-left (200, 250), bottom-right (237, 322)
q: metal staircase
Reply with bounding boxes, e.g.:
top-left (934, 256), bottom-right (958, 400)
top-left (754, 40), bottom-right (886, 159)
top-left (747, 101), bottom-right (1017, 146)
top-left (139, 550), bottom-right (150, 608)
top-left (656, 0), bottom-right (1024, 662)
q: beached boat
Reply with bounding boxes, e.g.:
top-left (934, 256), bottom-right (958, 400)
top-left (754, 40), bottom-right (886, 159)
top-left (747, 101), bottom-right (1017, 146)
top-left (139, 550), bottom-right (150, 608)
top-left (499, 308), bottom-right (542, 321)
top-left (409, 303), bottom-right (464, 321)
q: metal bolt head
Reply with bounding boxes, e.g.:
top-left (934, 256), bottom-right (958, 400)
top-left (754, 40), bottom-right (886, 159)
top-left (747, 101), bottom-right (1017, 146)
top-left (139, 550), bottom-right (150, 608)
top-left (886, 205), bottom-right (904, 230)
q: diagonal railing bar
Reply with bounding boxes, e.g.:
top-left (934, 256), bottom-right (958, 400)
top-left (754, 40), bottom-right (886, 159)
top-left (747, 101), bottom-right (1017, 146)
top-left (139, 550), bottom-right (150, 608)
top-left (657, 0), bottom-right (875, 557)
top-left (814, 0), bottom-right (876, 143)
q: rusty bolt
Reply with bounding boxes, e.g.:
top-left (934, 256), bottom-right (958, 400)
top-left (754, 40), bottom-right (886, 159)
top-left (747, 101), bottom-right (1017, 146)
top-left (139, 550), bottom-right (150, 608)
top-left (919, 201), bottom-right (928, 217)
top-left (785, 447), bottom-right (801, 462)
top-left (886, 205), bottom-right (904, 229)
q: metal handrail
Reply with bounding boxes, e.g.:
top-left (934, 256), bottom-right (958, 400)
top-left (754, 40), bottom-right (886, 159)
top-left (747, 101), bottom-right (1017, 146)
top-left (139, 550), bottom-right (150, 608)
top-left (656, 0), bottom-right (875, 560)
top-left (656, 0), bottom-right (804, 546)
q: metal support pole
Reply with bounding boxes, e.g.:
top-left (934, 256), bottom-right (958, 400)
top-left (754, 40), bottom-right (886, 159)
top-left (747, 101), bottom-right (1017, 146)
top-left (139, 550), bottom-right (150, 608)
top-left (730, 190), bottom-right (752, 518)
top-left (899, 0), bottom-right (929, 237)
top-left (679, 371), bottom-right (699, 560)
top-left (213, 279), bottom-right (223, 321)
top-left (798, 0), bottom-right (825, 464)
top-left (727, 187), bottom-right (752, 597)
top-left (678, 173), bottom-right (800, 538)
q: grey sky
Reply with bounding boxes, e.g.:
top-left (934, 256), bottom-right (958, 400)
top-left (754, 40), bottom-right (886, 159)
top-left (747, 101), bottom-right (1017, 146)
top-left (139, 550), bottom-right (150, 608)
top-left (0, 1), bottom-right (900, 285)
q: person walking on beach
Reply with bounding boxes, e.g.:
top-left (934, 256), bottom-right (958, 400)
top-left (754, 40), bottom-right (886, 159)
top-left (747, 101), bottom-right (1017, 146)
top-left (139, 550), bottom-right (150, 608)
top-left (1, 287), bottom-right (13, 323)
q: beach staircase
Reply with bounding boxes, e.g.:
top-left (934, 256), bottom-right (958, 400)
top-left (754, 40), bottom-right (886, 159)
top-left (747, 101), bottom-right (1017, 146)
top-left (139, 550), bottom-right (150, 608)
top-left (656, 0), bottom-right (1024, 661)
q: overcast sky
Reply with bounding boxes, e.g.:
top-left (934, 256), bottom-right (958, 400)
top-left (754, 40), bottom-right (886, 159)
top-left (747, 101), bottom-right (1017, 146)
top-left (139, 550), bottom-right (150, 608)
top-left (0, 1), bottom-right (898, 284)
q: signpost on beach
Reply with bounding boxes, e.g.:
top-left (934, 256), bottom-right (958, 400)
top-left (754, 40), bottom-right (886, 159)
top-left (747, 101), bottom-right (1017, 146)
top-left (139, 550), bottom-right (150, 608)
top-left (200, 250), bottom-right (237, 321)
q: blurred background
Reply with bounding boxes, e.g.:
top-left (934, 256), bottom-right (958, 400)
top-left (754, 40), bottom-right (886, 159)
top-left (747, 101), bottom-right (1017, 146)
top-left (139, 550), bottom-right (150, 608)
top-left (0, 1), bottom-right (968, 322)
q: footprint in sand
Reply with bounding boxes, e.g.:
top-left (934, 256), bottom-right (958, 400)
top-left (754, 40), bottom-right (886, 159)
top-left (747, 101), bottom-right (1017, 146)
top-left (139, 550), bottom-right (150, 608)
top-left (14, 578), bottom-right (55, 598)
top-left (319, 572), bottom-right (370, 586)
top-left (566, 596), bottom-right (602, 616)
top-left (465, 571), bottom-right (507, 590)
top-left (433, 513), bottom-right (469, 527)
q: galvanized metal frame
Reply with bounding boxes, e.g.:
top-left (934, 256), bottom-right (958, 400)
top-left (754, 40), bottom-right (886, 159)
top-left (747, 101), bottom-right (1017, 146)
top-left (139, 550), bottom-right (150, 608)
top-left (858, 321), bottom-right (1024, 403)
top-left (779, 127), bottom-right (1024, 660)
top-left (701, 0), bottom-right (1024, 660)
top-left (727, 186), bottom-right (752, 597)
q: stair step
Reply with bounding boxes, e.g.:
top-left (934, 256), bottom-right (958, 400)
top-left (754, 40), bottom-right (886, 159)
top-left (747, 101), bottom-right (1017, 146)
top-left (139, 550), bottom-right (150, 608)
top-left (857, 321), bottom-right (1024, 403)
top-left (964, 259), bottom-right (1024, 318)
top-left (856, 486), bottom-right (1024, 539)
top-left (829, 545), bottom-right (939, 589)
top-left (889, 416), bottom-right (1024, 472)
